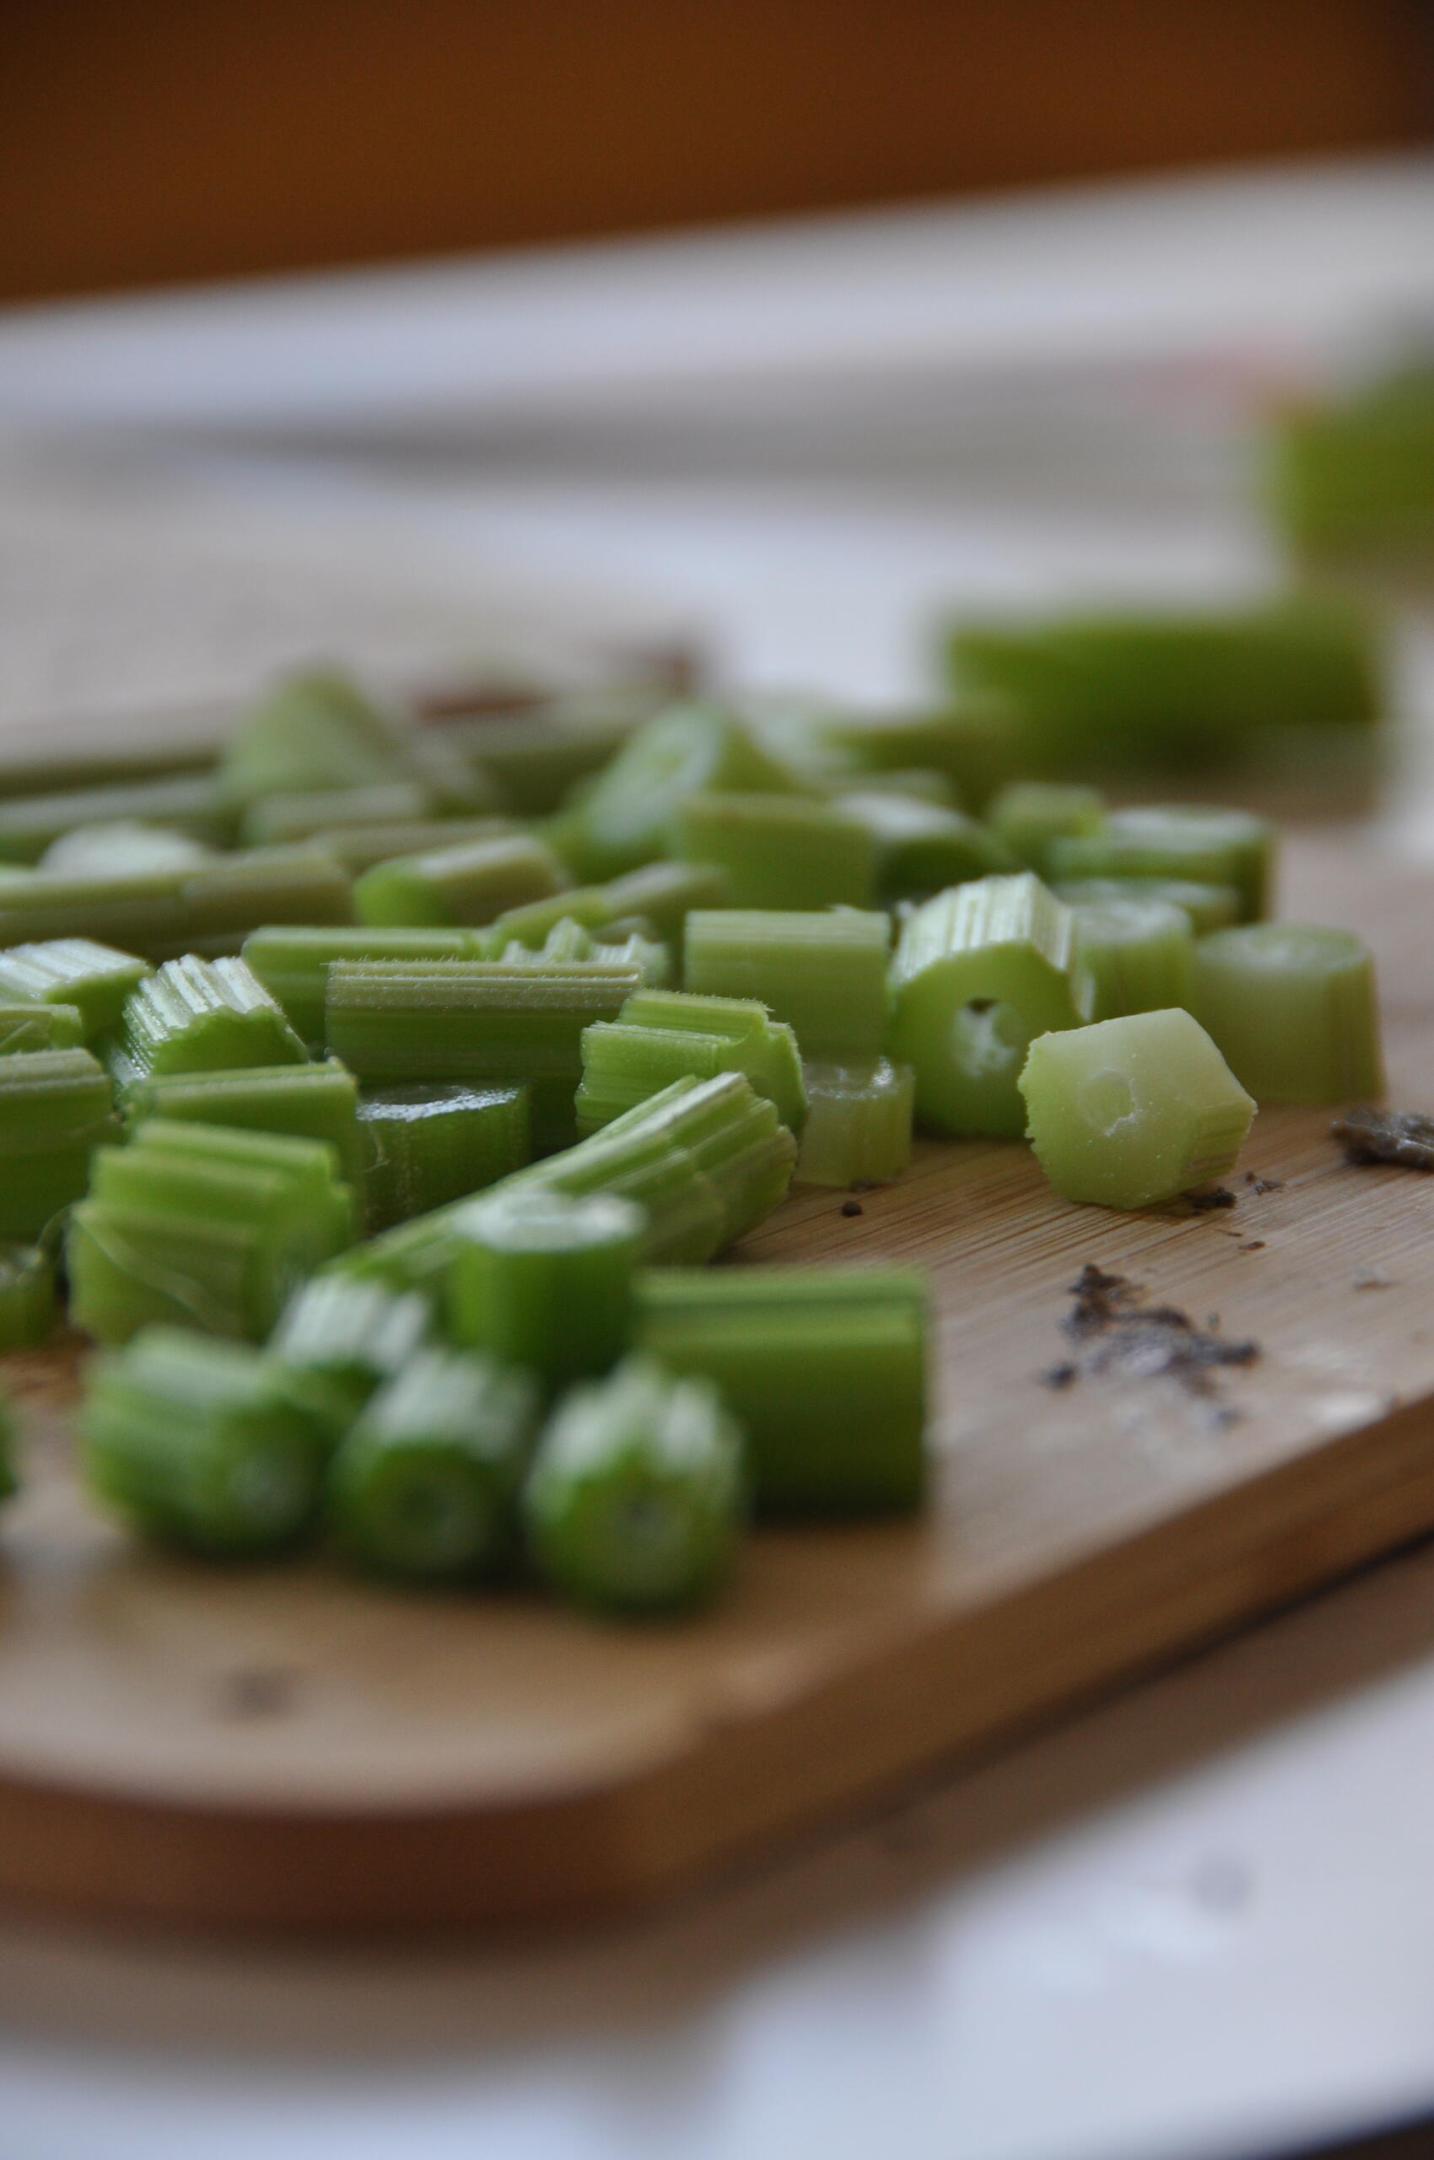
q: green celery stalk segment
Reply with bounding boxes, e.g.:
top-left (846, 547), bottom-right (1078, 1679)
top-left (0, 1000), bottom-right (86, 1054)
top-left (0, 1047), bottom-right (119, 1239)
top-left (832, 792), bottom-right (1016, 901)
top-left (1052, 876), bottom-right (1241, 935)
top-left (684, 907), bottom-right (891, 1056)
top-left (0, 939), bottom-right (151, 1039)
top-left (986, 783), bottom-right (1105, 876)
top-left (563, 703), bottom-right (798, 878)
top-left (440, 688), bottom-right (663, 814)
top-left (0, 852), bottom-right (353, 964)
top-left (312, 816), bottom-right (512, 877)
top-left (594, 861), bottom-right (730, 950)
top-left (1045, 805), bottom-right (1276, 921)
top-left (242, 925), bottom-right (479, 1050)
top-left (219, 669), bottom-right (421, 805)
top-left (358, 1082), bottom-right (532, 1230)
top-left (1269, 363), bottom-right (1434, 568)
top-left (117, 954), bottom-right (308, 1083)
top-left (268, 1274), bottom-right (432, 1437)
top-left (795, 1058), bottom-right (914, 1188)
top-left (125, 1060), bottom-right (367, 1192)
top-left (446, 1187), bottom-right (644, 1389)
top-left (671, 791), bottom-right (876, 910)
top-left (806, 699), bottom-right (1019, 810)
top-left (240, 781), bottom-right (436, 848)
top-left (1019, 1007), bottom-right (1256, 1208)
top-left (576, 989), bottom-right (806, 1136)
top-left (1188, 923), bottom-right (1384, 1103)
top-left (354, 833), bottom-right (564, 929)
top-left (0, 773), bottom-right (234, 866)
top-left (0, 1241), bottom-right (58, 1350)
top-left (42, 822), bottom-right (216, 878)
top-left (1070, 897), bottom-right (1193, 1021)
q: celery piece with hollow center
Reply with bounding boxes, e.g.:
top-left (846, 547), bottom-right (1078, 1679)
top-left (795, 1058), bottom-right (914, 1188)
top-left (119, 955), bottom-right (308, 1083)
top-left (0, 773), bottom-right (233, 866)
top-left (358, 1082), bottom-right (532, 1230)
top-left (1052, 875), bottom-right (1240, 936)
top-left (0, 1000), bottom-right (85, 1055)
top-left (0, 939), bottom-right (150, 1040)
top-left (81, 1327), bottom-right (331, 1556)
top-left (987, 782), bottom-right (1106, 876)
top-left (242, 925), bottom-right (477, 1051)
top-left (523, 1356), bottom-right (744, 1615)
top-left (1189, 923), bottom-right (1384, 1103)
top-left (1020, 1007), bottom-right (1256, 1209)
top-left (684, 907), bottom-right (891, 1057)
top-left (566, 703), bottom-right (798, 879)
top-left (42, 822), bottom-right (215, 878)
top-left (0, 1047), bottom-right (118, 1238)
top-left (890, 873), bottom-right (1085, 1137)
top-left (635, 1266), bottom-right (927, 1515)
top-left (268, 1274), bottom-right (431, 1438)
top-left (672, 792), bottom-right (876, 910)
top-left (447, 1187), bottom-right (643, 1388)
top-left (126, 1059), bottom-right (366, 1191)
top-left (0, 1240), bottom-right (57, 1350)
top-left (832, 792), bottom-right (1016, 902)
top-left (355, 833), bottom-right (563, 929)
top-left (327, 1348), bottom-right (539, 1582)
top-left (1070, 896), bottom-right (1193, 1021)
top-left (1046, 805), bottom-right (1276, 922)
top-left (576, 990), bottom-right (806, 1136)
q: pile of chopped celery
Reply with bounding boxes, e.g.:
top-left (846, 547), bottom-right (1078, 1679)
top-left (0, 613), bottom-right (1394, 1616)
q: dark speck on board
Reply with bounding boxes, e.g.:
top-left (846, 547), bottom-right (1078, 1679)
top-left (840, 1199), bottom-right (864, 1218)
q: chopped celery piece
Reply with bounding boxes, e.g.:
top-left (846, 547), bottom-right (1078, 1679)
top-left (576, 990), bottom-right (806, 1136)
top-left (0, 874), bottom-right (184, 958)
top-left (672, 792), bottom-right (876, 909)
top-left (127, 1060), bottom-right (366, 1192)
top-left (0, 1047), bottom-right (117, 1237)
top-left (0, 853), bottom-right (350, 965)
top-left (635, 1267), bottom-right (927, 1515)
top-left (0, 739), bottom-right (217, 798)
top-left (820, 767), bottom-right (959, 806)
top-left (567, 702), bottom-right (797, 877)
top-left (1020, 1008), bottom-right (1256, 1208)
top-left (814, 700), bottom-right (1019, 810)
top-left (684, 907), bottom-right (891, 1056)
top-left (596, 861), bottom-right (730, 949)
top-left (890, 874), bottom-right (1085, 1136)
top-left (0, 1241), bottom-right (57, 1349)
top-left (447, 1188), bottom-right (643, 1387)
top-left (443, 690), bottom-right (659, 812)
top-left (0, 773), bottom-right (232, 865)
top-left (219, 669), bottom-right (417, 803)
top-left (269, 1274), bottom-right (431, 1435)
top-left (240, 781), bottom-right (433, 847)
top-left (1046, 806), bottom-right (1276, 921)
top-left (1269, 363), bottom-right (1434, 567)
top-left (1070, 897), bottom-right (1193, 1021)
top-left (523, 1356), bottom-right (744, 1615)
top-left (355, 833), bottom-right (563, 929)
top-left (42, 822), bottom-right (214, 878)
top-left (489, 886), bottom-right (626, 950)
top-left (487, 919), bottom-right (668, 987)
top-left (309, 815), bottom-right (511, 877)
top-left (0, 939), bottom-right (150, 1039)
top-left (242, 925), bottom-right (477, 1050)
top-left (795, 1058), bottom-right (914, 1187)
top-left (178, 847), bottom-right (354, 949)
top-left (1052, 875), bottom-right (1241, 935)
top-left (987, 783), bottom-right (1105, 875)
top-left (0, 1000), bottom-right (85, 1054)
top-left (119, 955), bottom-right (307, 1083)
top-left (832, 792), bottom-right (1016, 901)
top-left (358, 1082), bottom-right (532, 1230)
top-left (81, 1328), bottom-right (329, 1556)
top-left (327, 1348), bottom-right (539, 1581)
top-left (1189, 923), bottom-right (1384, 1103)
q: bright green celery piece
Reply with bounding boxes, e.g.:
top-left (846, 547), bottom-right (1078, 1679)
top-left (635, 1267), bottom-right (927, 1515)
top-left (355, 833), bottom-right (563, 929)
top-left (241, 925), bottom-right (478, 1050)
top-left (811, 700), bottom-right (1020, 811)
top-left (1052, 876), bottom-right (1241, 935)
top-left (832, 792), bottom-right (1015, 902)
top-left (442, 690), bottom-right (660, 814)
top-left (268, 1273), bottom-right (431, 1437)
top-left (491, 922), bottom-right (670, 988)
top-left (1070, 896), bottom-right (1193, 1021)
top-left (672, 791), bottom-right (876, 910)
top-left (126, 1060), bottom-right (366, 1191)
top-left (219, 669), bottom-right (421, 804)
top-left (0, 1048), bottom-right (118, 1238)
top-left (177, 847), bottom-right (354, 950)
top-left (0, 939), bottom-right (150, 1039)
top-left (890, 873), bottom-right (1085, 1137)
top-left (1269, 362), bottom-right (1434, 566)
top-left (359, 1082), bottom-right (532, 1230)
top-left (795, 1058), bottom-right (914, 1187)
top-left (522, 1355), bottom-right (744, 1616)
top-left (42, 822), bottom-right (215, 878)
top-left (81, 1327), bottom-right (331, 1556)
top-left (0, 1240), bottom-right (57, 1349)
top-left (240, 781), bottom-right (435, 847)
top-left (987, 783), bottom-right (1105, 875)
top-left (446, 1188), bottom-right (643, 1388)
top-left (0, 773), bottom-right (233, 865)
top-left (1020, 1008), bottom-right (1256, 1208)
top-left (576, 990), bottom-right (806, 1136)
top-left (1188, 923), bottom-right (1384, 1103)
top-left (326, 1347), bottom-right (539, 1582)
top-left (684, 907), bottom-right (891, 1056)
top-left (308, 815), bottom-right (512, 877)
top-left (1046, 806), bottom-right (1276, 921)
top-left (566, 702), bottom-right (798, 878)
top-left (119, 955), bottom-right (308, 1083)
top-left (0, 1000), bottom-right (85, 1054)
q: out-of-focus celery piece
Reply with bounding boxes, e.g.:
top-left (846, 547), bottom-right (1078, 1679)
top-left (240, 781), bottom-right (435, 848)
top-left (358, 1082), bottom-right (532, 1230)
top-left (596, 862), bottom-right (730, 952)
top-left (42, 822), bottom-right (215, 878)
top-left (268, 1274), bottom-right (432, 1438)
top-left (242, 926), bottom-right (477, 1051)
top-left (563, 703), bottom-right (798, 879)
top-left (312, 816), bottom-right (512, 877)
top-left (809, 701), bottom-right (1020, 812)
top-left (1269, 360), bottom-right (1434, 571)
top-left (796, 1058), bottom-right (914, 1188)
top-left (127, 1061), bottom-right (366, 1192)
top-left (218, 669), bottom-right (420, 804)
top-left (890, 873), bottom-right (1085, 1137)
top-left (1046, 806), bottom-right (1276, 922)
top-left (0, 775), bottom-right (234, 866)
top-left (831, 792), bottom-right (1016, 903)
top-left (118, 956), bottom-right (307, 1085)
top-left (947, 598), bottom-right (1383, 775)
top-left (987, 783), bottom-right (1105, 877)
top-left (354, 833), bottom-right (563, 928)
top-left (0, 1001), bottom-right (85, 1054)
top-left (576, 989), bottom-right (806, 1136)
top-left (0, 1048), bottom-right (118, 1238)
top-left (1052, 876), bottom-right (1241, 935)
top-left (0, 939), bottom-right (150, 1039)
top-left (1189, 923), bottom-right (1384, 1103)
top-left (1020, 1008), bottom-right (1255, 1209)
top-left (672, 793), bottom-right (876, 909)
top-left (1070, 897), bottom-right (1193, 1022)
top-left (0, 1241), bottom-right (57, 1350)
top-left (684, 907), bottom-right (890, 1056)
top-left (441, 689), bottom-right (665, 814)
top-left (178, 848), bottom-right (355, 954)
top-left (447, 1187), bottom-right (643, 1388)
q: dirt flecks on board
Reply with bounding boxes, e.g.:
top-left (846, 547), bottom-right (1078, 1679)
top-left (840, 1199), bottom-right (864, 1219)
top-left (1049, 1263), bottom-right (1260, 1404)
top-left (1244, 1171), bottom-right (1283, 1195)
top-left (1353, 1269), bottom-right (1394, 1292)
top-left (1333, 1107), bottom-right (1434, 1172)
top-left (1186, 1186), bottom-right (1237, 1213)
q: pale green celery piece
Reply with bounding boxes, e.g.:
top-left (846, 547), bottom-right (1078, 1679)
top-left (831, 792), bottom-right (1016, 901)
top-left (795, 1058), bottom-right (914, 1187)
top-left (0, 939), bottom-right (151, 1039)
top-left (441, 688), bottom-right (665, 812)
top-left (889, 873), bottom-right (1085, 1137)
top-left (241, 925), bottom-right (477, 1050)
top-left (590, 931), bottom-right (671, 986)
top-left (1020, 1008), bottom-right (1256, 1208)
top-left (816, 767), bottom-right (959, 806)
top-left (0, 773), bottom-right (233, 865)
top-left (489, 917), bottom-right (600, 966)
top-left (219, 669), bottom-right (418, 804)
top-left (1270, 363), bottom-right (1434, 566)
top-left (566, 702), bottom-right (798, 878)
top-left (1045, 805), bottom-right (1276, 921)
top-left (634, 1267), bottom-right (927, 1515)
top-left (0, 739), bottom-right (217, 798)
top-left (127, 1060), bottom-right (366, 1192)
top-left (176, 847), bottom-right (354, 952)
top-left (1070, 897), bottom-right (1193, 1021)
top-left (0, 1000), bottom-right (85, 1054)
top-left (354, 834), bottom-right (563, 928)
top-left (0, 1240), bottom-right (57, 1349)
top-left (358, 1082), bottom-right (532, 1230)
top-left (671, 792), bottom-right (876, 910)
top-left (683, 907), bottom-right (891, 1056)
top-left (446, 1187), bottom-right (643, 1387)
top-left (987, 783), bottom-right (1106, 875)
top-left (596, 861), bottom-right (730, 950)
top-left (41, 822), bottom-right (215, 878)
top-left (402, 727), bottom-right (503, 816)
top-left (577, 989), bottom-right (806, 1135)
top-left (268, 1274), bottom-right (431, 1436)
top-left (240, 782), bottom-right (434, 847)
top-left (315, 816), bottom-right (513, 876)
top-left (0, 1046), bottom-right (116, 1239)
top-left (119, 955), bottom-right (307, 1082)
top-left (813, 700), bottom-right (1021, 811)
top-left (522, 1356), bottom-right (744, 1615)
top-left (0, 873), bottom-right (186, 959)
top-left (492, 920), bottom-right (670, 988)
top-left (490, 886), bottom-right (623, 949)
top-left (1052, 876), bottom-right (1241, 935)
top-left (1188, 923), bottom-right (1384, 1103)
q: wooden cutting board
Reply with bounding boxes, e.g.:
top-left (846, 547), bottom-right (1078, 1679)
top-left (0, 834), bottom-right (1429, 1936)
